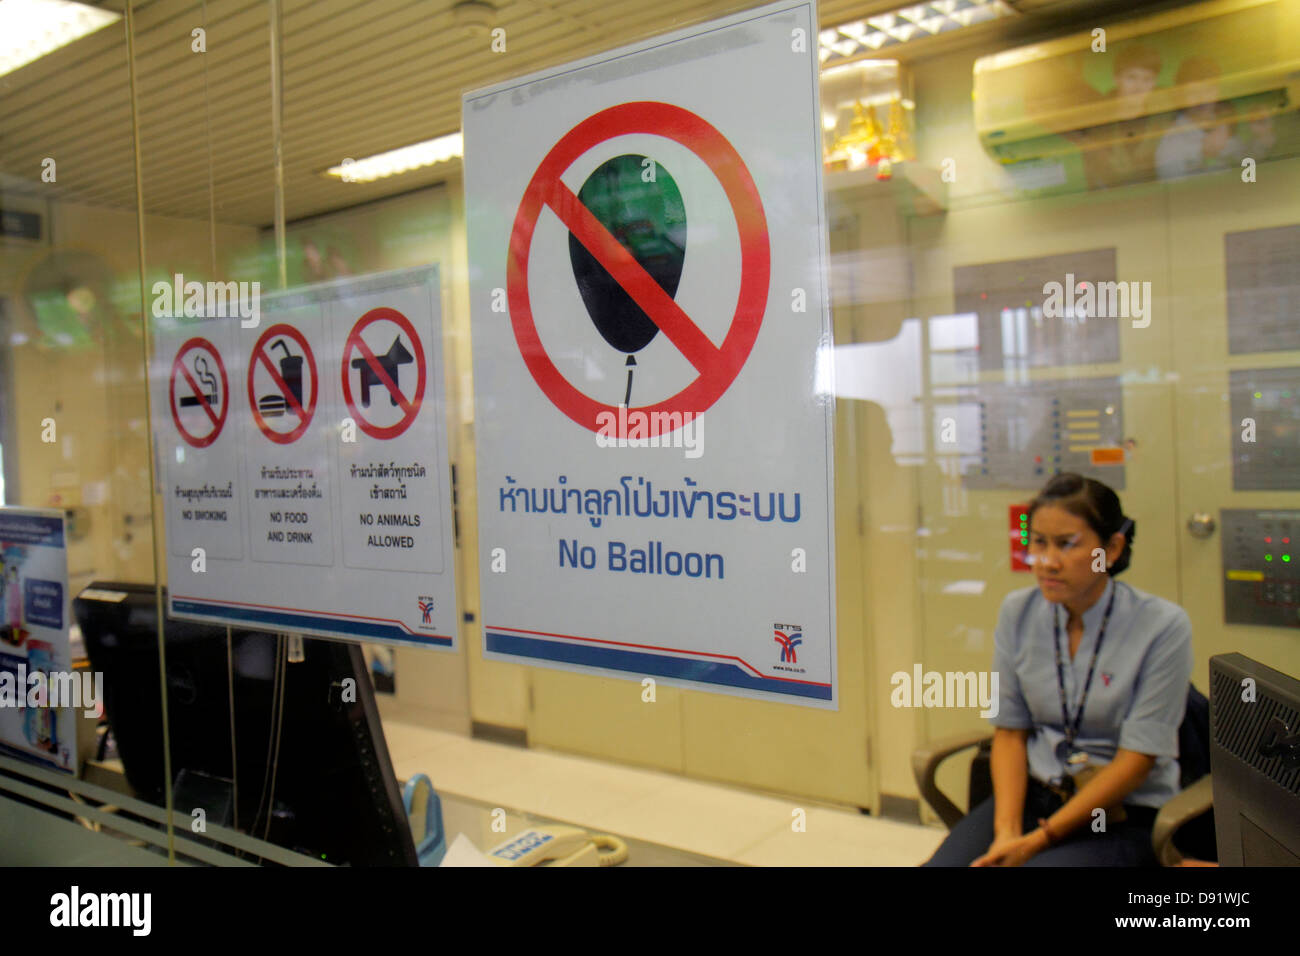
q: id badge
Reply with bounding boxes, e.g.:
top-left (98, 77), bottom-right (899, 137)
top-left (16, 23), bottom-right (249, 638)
top-left (1055, 739), bottom-right (1090, 765)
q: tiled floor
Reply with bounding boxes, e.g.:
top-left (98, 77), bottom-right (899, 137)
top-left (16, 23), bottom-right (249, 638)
top-left (382, 720), bottom-right (946, 866)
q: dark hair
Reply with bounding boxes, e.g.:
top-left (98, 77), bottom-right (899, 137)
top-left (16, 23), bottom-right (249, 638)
top-left (1027, 473), bottom-right (1136, 576)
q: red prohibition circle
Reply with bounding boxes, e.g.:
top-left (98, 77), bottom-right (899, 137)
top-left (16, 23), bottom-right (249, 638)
top-left (507, 101), bottom-right (770, 436)
top-left (247, 323), bottom-right (318, 444)
top-left (340, 307), bottom-right (427, 440)
top-left (169, 337), bottom-right (230, 449)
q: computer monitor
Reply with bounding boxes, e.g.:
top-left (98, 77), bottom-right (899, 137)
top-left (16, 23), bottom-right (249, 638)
top-left (74, 582), bottom-right (417, 866)
top-left (1209, 652), bottom-right (1300, 866)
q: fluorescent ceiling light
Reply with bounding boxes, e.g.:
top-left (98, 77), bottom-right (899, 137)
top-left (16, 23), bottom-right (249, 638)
top-left (821, 59), bottom-right (900, 82)
top-left (820, 0), bottom-right (1013, 64)
top-left (0, 0), bottom-right (120, 79)
top-left (324, 132), bottom-right (463, 182)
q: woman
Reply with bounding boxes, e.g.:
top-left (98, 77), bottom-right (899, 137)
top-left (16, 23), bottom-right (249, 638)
top-left (924, 473), bottom-right (1193, 866)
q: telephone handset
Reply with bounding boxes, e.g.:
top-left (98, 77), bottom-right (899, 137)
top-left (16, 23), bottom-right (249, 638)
top-left (486, 825), bottom-right (629, 867)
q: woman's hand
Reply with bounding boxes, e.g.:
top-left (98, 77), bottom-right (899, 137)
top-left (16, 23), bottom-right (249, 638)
top-left (971, 829), bottom-right (1048, 867)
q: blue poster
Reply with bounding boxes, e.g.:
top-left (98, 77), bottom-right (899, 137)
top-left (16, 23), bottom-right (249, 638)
top-left (0, 507), bottom-right (78, 774)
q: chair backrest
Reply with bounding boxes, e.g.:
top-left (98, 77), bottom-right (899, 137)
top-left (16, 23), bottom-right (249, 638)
top-left (1177, 682), bottom-right (1211, 790)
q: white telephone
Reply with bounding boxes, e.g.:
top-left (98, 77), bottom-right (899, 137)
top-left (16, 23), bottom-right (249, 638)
top-left (485, 825), bottom-right (629, 867)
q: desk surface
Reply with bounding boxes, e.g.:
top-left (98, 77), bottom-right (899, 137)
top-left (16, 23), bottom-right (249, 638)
top-left (80, 758), bottom-right (735, 866)
top-left (438, 790), bottom-right (738, 867)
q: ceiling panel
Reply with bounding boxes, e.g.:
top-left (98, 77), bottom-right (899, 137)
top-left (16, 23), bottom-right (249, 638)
top-left (0, 0), bottom-right (1172, 226)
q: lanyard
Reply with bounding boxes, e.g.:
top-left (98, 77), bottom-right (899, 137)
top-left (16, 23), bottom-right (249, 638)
top-left (1052, 584), bottom-right (1117, 750)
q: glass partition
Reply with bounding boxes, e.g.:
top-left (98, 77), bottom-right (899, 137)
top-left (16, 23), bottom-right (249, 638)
top-left (1, 0), bottom-right (1297, 869)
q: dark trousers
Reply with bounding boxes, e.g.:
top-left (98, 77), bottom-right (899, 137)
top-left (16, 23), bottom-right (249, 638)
top-left (922, 778), bottom-right (1159, 867)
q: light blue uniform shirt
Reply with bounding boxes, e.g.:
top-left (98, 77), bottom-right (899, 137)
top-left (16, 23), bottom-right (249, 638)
top-left (988, 577), bottom-right (1194, 808)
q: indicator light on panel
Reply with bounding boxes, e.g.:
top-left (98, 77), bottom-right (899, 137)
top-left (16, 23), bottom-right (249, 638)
top-left (1010, 503), bottom-right (1032, 572)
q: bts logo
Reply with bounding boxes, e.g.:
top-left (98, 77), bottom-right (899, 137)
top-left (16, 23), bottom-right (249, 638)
top-left (773, 624), bottom-right (802, 664)
top-left (418, 597), bottom-right (435, 625)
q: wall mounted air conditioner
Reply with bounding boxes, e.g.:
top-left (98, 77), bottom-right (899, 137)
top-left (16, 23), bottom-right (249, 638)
top-left (974, 0), bottom-right (1300, 168)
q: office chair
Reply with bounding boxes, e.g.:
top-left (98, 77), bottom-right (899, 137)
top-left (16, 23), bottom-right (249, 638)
top-left (912, 683), bottom-right (1215, 865)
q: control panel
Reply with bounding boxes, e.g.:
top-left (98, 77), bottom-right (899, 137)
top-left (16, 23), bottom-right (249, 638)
top-left (1221, 509), bottom-right (1300, 629)
top-left (954, 247), bottom-right (1121, 371)
top-left (1226, 223), bottom-right (1300, 355)
top-left (961, 377), bottom-right (1126, 491)
top-left (1230, 367), bottom-right (1300, 491)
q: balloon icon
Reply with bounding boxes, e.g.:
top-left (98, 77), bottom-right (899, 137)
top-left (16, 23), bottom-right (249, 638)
top-left (568, 154), bottom-right (686, 405)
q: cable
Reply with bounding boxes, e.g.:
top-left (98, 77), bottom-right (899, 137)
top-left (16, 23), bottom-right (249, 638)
top-left (226, 627), bottom-right (238, 834)
top-left (249, 634), bottom-right (285, 840)
top-left (592, 833), bottom-right (629, 867)
top-left (262, 638), bottom-right (289, 841)
top-left (67, 792), bottom-right (145, 847)
top-left (68, 790), bottom-right (100, 832)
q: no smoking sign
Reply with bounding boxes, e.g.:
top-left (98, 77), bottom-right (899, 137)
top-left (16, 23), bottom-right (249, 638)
top-left (508, 101), bottom-right (770, 436)
top-left (169, 337), bottom-right (229, 448)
